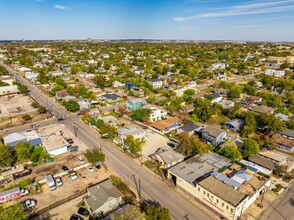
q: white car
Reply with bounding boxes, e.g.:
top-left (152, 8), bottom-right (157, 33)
top-left (21, 188), bottom-right (29, 196)
top-left (78, 156), bottom-right (84, 164)
top-left (87, 165), bottom-right (93, 172)
top-left (55, 177), bottom-right (63, 187)
top-left (70, 172), bottom-right (78, 181)
top-left (23, 199), bottom-right (36, 209)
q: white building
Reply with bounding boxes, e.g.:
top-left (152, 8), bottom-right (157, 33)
top-left (0, 85), bottom-right (19, 96)
top-left (118, 124), bottom-right (145, 144)
top-left (264, 69), bottom-right (285, 77)
top-left (19, 67), bottom-right (32, 72)
top-left (48, 70), bottom-right (65, 77)
top-left (149, 79), bottom-right (163, 89)
top-left (211, 62), bottom-right (228, 70)
top-left (0, 75), bottom-right (15, 85)
top-left (148, 107), bottom-right (167, 122)
top-left (25, 72), bottom-right (39, 81)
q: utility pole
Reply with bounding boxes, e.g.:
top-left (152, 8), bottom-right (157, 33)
top-left (9, 112), bottom-right (12, 127)
top-left (258, 188), bottom-right (266, 208)
top-left (73, 123), bottom-right (78, 137)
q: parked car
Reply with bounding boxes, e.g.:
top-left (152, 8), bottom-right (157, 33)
top-left (69, 146), bottom-right (79, 153)
top-left (22, 199), bottom-right (37, 209)
top-left (87, 165), bottom-right (93, 172)
top-left (94, 162), bottom-right (102, 169)
top-left (78, 156), bottom-right (84, 164)
top-left (77, 207), bottom-right (90, 217)
top-left (21, 188), bottom-right (29, 196)
top-left (55, 177), bottom-right (63, 187)
top-left (69, 171), bottom-right (78, 181)
top-left (167, 142), bottom-right (176, 148)
top-left (70, 214), bottom-right (83, 220)
top-left (62, 165), bottom-right (69, 171)
top-left (66, 138), bottom-right (74, 144)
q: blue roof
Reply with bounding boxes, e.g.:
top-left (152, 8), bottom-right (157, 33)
top-left (247, 165), bottom-right (258, 172)
top-left (233, 170), bottom-right (253, 182)
top-left (211, 171), bottom-right (241, 189)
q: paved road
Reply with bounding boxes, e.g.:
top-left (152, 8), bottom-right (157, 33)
top-left (259, 181), bottom-right (294, 220)
top-left (1, 63), bottom-right (212, 220)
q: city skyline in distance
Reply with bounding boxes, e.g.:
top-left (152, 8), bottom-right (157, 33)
top-left (0, 0), bottom-right (294, 41)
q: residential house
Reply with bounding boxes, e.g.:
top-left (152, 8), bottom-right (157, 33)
top-left (74, 98), bottom-right (91, 110)
top-left (118, 124), bottom-right (146, 144)
top-left (258, 150), bottom-right (287, 165)
top-left (245, 96), bottom-right (263, 105)
top-left (149, 148), bottom-right (185, 168)
top-left (220, 100), bottom-right (235, 109)
top-left (85, 179), bottom-right (123, 216)
top-left (100, 93), bottom-right (121, 103)
top-left (77, 72), bottom-right (94, 78)
top-left (25, 72), bottom-right (39, 82)
top-left (151, 117), bottom-right (181, 133)
top-left (149, 79), bottom-right (163, 89)
top-left (177, 122), bottom-right (202, 136)
top-left (0, 85), bottom-right (19, 96)
top-left (101, 116), bottom-right (118, 126)
top-left (200, 126), bottom-right (228, 146)
top-left (19, 67), bottom-right (32, 72)
top-left (225, 119), bottom-right (243, 131)
top-left (112, 81), bottom-right (125, 88)
top-left (181, 104), bottom-right (195, 113)
top-left (55, 89), bottom-right (68, 99)
top-left (265, 69), bottom-right (285, 77)
top-left (4, 131), bottom-right (42, 148)
top-left (205, 93), bottom-right (223, 104)
top-left (148, 107), bottom-right (167, 122)
top-left (126, 98), bottom-right (144, 112)
top-left (272, 129), bottom-right (294, 152)
top-left (247, 155), bottom-right (276, 174)
top-left (48, 70), bottom-right (65, 77)
top-left (211, 62), bottom-right (228, 70)
top-left (250, 106), bottom-right (274, 114)
top-left (133, 67), bottom-right (144, 75)
top-left (275, 113), bottom-right (290, 122)
top-left (100, 53), bottom-right (110, 59)
top-left (0, 75), bottom-right (15, 85)
top-left (213, 72), bottom-right (227, 80)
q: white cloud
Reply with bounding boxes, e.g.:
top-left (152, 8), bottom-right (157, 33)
top-left (174, 0), bottom-right (294, 21)
top-left (53, 4), bottom-right (71, 10)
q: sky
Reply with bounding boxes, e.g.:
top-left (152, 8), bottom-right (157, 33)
top-left (0, 0), bottom-right (293, 41)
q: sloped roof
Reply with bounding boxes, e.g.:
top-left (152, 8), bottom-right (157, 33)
top-left (3, 132), bottom-right (26, 144)
top-left (202, 126), bottom-right (225, 138)
top-left (85, 179), bottom-right (122, 212)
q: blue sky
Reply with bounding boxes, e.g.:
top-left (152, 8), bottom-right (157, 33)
top-left (0, 0), bottom-right (293, 41)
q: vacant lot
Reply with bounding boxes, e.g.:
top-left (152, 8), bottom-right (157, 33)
top-left (0, 94), bottom-right (36, 118)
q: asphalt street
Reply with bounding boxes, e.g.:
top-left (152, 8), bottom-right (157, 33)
top-left (1, 62), bottom-right (213, 220)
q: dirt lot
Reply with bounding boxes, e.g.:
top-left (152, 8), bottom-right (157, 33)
top-left (0, 94), bottom-right (36, 118)
top-left (31, 167), bottom-right (110, 218)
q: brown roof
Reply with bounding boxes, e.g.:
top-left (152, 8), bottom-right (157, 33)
top-left (251, 106), bottom-right (274, 114)
top-left (152, 117), bottom-right (181, 131)
top-left (181, 104), bottom-right (195, 113)
top-left (199, 176), bottom-right (247, 207)
top-left (248, 155), bottom-right (275, 170)
top-left (202, 126), bottom-right (225, 138)
top-left (272, 134), bottom-right (294, 148)
top-left (56, 89), bottom-right (68, 97)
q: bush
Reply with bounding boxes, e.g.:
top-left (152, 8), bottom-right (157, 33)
top-left (22, 114), bottom-right (32, 121)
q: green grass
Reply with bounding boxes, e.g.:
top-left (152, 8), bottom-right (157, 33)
top-left (206, 114), bottom-right (230, 125)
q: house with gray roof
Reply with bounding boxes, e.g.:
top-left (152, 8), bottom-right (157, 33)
top-left (225, 119), bottom-right (243, 131)
top-left (200, 126), bottom-right (228, 146)
top-left (4, 131), bottom-right (42, 148)
top-left (149, 148), bottom-right (185, 168)
top-left (117, 124), bottom-right (145, 144)
top-left (85, 179), bottom-right (123, 216)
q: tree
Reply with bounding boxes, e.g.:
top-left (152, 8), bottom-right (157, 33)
top-left (183, 89), bottom-right (196, 96)
top-left (16, 142), bottom-right (34, 161)
top-left (130, 109), bottom-right (151, 122)
top-left (0, 143), bottom-right (14, 167)
top-left (218, 141), bottom-right (242, 161)
top-left (193, 98), bottom-right (215, 122)
top-left (99, 125), bottom-right (117, 138)
top-left (37, 106), bottom-right (47, 114)
top-left (256, 113), bottom-right (286, 134)
top-left (0, 203), bottom-right (28, 220)
top-left (17, 85), bottom-right (28, 94)
top-left (65, 100), bottom-right (80, 112)
top-left (288, 118), bottom-right (294, 129)
top-left (37, 71), bottom-right (49, 84)
top-left (111, 205), bottom-right (144, 220)
top-left (242, 138), bottom-right (259, 157)
top-left (142, 203), bottom-right (171, 220)
top-left (84, 147), bottom-right (105, 164)
top-left (125, 135), bottom-right (143, 155)
top-left (22, 114), bottom-right (32, 121)
top-left (177, 133), bottom-right (208, 156)
top-left (276, 107), bottom-right (291, 116)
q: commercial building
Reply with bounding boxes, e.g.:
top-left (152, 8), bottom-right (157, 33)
top-left (0, 85), bottom-right (19, 96)
top-left (4, 130), bottom-right (42, 147)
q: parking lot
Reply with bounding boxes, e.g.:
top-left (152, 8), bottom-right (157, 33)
top-left (31, 167), bottom-right (110, 219)
top-left (0, 94), bottom-right (36, 118)
top-left (141, 130), bottom-right (172, 161)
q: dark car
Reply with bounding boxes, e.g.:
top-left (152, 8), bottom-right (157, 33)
top-left (78, 207), bottom-right (90, 217)
top-left (62, 166), bottom-right (69, 171)
top-left (70, 214), bottom-right (83, 220)
top-left (167, 142), bottom-right (176, 148)
top-left (68, 146), bottom-right (79, 153)
top-left (66, 138), bottom-right (74, 144)
top-left (58, 118), bottom-right (64, 122)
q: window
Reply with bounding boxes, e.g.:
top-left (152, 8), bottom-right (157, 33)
top-left (207, 193), bottom-right (210, 197)
top-left (226, 205), bottom-right (229, 210)
top-left (203, 191), bottom-right (206, 195)
top-left (211, 196), bottom-right (213, 200)
top-left (216, 199), bottom-right (219, 204)
top-left (221, 203), bottom-right (224, 207)
top-left (231, 208), bottom-right (234, 213)
top-left (198, 187), bottom-right (200, 192)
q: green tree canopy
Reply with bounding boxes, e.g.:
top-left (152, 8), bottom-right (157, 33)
top-left (193, 98), bottom-right (215, 122)
top-left (130, 109), bottom-right (151, 122)
top-left (65, 100), bottom-right (80, 112)
top-left (0, 143), bottom-right (14, 167)
top-left (242, 138), bottom-right (259, 157)
top-left (125, 135), bottom-right (143, 155)
top-left (37, 106), bottom-right (47, 114)
top-left (177, 133), bottom-right (209, 156)
top-left (84, 147), bottom-right (105, 164)
top-left (0, 203), bottom-right (28, 220)
top-left (16, 142), bottom-right (34, 161)
top-left (218, 141), bottom-right (242, 161)
top-left (256, 113), bottom-right (286, 134)
top-left (17, 85), bottom-right (28, 94)
top-left (142, 203), bottom-right (171, 220)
